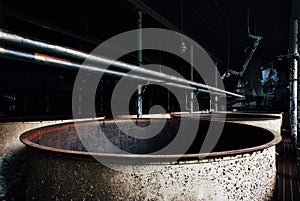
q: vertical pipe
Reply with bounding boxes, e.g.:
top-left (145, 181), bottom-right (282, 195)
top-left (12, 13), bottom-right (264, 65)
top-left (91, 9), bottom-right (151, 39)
top-left (137, 85), bottom-right (142, 117)
top-left (137, 10), bottom-right (143, 66)
top-left (100, 80), bottom-right (103, 113)
top-left (214, 62), bottom-right (218, 111)
top-left (137, 10), bottom-right (143, 118)
top-left (189, 45), bottom-right (194, 113)
top-left (167, 90), bottom-right (170, 112)
top-left (296, 18), bottom-right (300, 180)
top-left (290, 19), bottom-right (298, 144)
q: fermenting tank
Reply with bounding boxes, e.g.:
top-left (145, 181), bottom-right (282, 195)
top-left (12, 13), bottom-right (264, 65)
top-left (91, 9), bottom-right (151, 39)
top-left (20, 117), bottom-right (281, 200)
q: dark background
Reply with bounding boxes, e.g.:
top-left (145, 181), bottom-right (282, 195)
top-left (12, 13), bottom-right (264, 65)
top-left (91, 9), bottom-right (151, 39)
top-left (0, 0), bottom-right (293, 117)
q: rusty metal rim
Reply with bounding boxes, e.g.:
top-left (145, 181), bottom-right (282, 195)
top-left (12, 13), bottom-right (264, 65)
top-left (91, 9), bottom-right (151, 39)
top-left (170, 111), bottom-right (283, 117)
top-left (177, 110), bottom-right (281, 115)
top-left (20, 118), bottom-right (282, 161)
top-left (170, 111), bottom-right (282, 121)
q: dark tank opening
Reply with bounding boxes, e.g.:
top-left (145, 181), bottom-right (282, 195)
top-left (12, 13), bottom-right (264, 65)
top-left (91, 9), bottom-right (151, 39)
top-left (23, 118), bottom-right (276, 157)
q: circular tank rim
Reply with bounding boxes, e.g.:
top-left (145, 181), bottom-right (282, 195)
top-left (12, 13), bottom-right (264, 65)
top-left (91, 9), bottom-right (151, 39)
top-left (20, 118), bottom-right (282, 161)
top-left (170, 111), bottom-right (282, 121)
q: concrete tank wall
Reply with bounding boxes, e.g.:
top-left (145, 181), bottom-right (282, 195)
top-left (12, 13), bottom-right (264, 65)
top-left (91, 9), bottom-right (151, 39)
top-left (25, 145), bottom-right (277, 201)
top-left (0, 117), bottom-right (103, 200)
top-left (21, 119), bottom-right (281, 201)
top-left (0, 120), bottom-right (69, 200)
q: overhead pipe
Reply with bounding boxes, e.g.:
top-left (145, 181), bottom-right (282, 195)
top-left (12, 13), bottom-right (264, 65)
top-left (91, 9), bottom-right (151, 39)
top-left (0, 29), bottom-right (243, 98)
top-left (0, 47), bottom-right (223, 95)
top-left (1, 7), bottom-right (160, 66)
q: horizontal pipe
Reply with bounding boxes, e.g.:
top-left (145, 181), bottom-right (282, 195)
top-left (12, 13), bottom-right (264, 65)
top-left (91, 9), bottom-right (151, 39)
top-left (2, 7), bottom-right (159, 66)
top-left (0, 47), bottom-right (226, 95)
top-left (0, 29), bottom-right (243, 98)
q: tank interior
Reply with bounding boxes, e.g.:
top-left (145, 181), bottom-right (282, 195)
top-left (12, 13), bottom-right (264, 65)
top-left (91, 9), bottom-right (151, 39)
top-left (23, 119), bottom-right (276, 155)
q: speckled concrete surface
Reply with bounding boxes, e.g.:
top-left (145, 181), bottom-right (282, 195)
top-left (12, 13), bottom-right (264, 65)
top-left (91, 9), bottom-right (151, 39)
top-left (25, 146), bottom-right (277, 201)
top-left (1, 116), bottom-right (280, 200)
top-left (0, 120), bottom-right (77, 156)
top-left (22, 117), bottom-right (280, 201)
top-left (0, 121), bottom-right (67, 200)
top-left (0, 118), bottom-right (101, 200)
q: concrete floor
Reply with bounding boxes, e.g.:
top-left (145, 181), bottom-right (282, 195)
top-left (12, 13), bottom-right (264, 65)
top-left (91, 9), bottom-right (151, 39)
top-left (276, 130), bottom-right (300, 201)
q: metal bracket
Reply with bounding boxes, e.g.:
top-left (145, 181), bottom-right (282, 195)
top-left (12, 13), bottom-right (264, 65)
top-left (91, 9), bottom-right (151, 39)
top-left (222, 34), bottom-right (262, 79)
